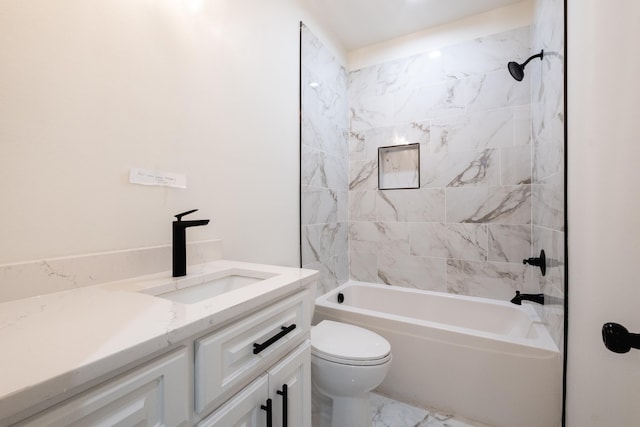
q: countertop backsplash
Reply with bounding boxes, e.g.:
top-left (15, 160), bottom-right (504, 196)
top-left (0, 240), bottom-right (223, 303)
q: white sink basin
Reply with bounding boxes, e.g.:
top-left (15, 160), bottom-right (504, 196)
top-left (141, 269), bottom-right (277, 304)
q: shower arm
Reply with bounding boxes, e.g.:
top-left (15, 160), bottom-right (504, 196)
top-left (521, 50), bottom-right (544, 68)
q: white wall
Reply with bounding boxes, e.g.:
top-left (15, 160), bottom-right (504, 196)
top-left (348, 0), bottom-right (534, 70)
top-left (567, 0), bottom-right (640, 425)
top-left (0, 0), bottom-right (344, 267)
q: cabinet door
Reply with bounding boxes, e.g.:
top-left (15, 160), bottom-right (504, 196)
top-left (17, 348), bottom-right (189, 427)
top-left (268, 341), bottom-right (311, 427)
top-left (197, 375), bottom-right (269, 427)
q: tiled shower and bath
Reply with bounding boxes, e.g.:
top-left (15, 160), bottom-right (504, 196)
top-left (301, 0), bottom-right (564, 424)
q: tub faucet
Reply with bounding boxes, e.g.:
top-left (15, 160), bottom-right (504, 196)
top-left (173, 209), bottom-right (210, 277)
top-left (510, 291), bottom-right (545, 305)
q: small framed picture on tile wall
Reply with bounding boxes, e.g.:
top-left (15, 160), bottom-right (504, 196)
top-left (378, 143), bottom-right (420, 190)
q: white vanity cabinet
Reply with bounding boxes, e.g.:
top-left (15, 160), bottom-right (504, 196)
top-left (198, 341), bottom-right (311, 427)
top-left (2, 270), bottom-right (316, 427)
top-left (15, 348), bottom-right (190, 427)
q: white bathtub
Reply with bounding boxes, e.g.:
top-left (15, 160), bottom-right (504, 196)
top-left (313, 281), bottom-right (561, 427)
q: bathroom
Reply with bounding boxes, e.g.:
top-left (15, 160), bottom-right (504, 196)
top-left (0, 0), bottom-right (638, 426)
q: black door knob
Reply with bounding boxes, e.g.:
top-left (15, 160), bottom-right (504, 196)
top-left (602, 322), bottom-right (640, 353)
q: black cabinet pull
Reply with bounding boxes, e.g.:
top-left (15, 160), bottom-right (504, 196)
top-left (276, 384), bottom-right (288, 427)
top-left (253, 324), bottom-right (297, 354)
top-left (602, 322), bottom-right (640, 353)
top-left (261, 398), bottom-right (273, 427)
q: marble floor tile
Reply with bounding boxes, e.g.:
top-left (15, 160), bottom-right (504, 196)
top-left (370, 393), bottom-right (492, 427)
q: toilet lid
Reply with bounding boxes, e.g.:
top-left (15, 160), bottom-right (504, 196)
top-left (311, 320), bottom-right (391, 363)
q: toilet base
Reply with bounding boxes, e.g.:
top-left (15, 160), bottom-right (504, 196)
top-left (312, 383), bottom-right (372, 427)
top-left (332, 395), bottom-right (371, 427)
top-left (312, 383), bottom-right (332, 427)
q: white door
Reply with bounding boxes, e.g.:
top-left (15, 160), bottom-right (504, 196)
top-left (567, 1), bottom-right (640, 426)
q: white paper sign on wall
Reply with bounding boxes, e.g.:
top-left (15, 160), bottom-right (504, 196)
top-left (129, 168), bottom-right (187, 188)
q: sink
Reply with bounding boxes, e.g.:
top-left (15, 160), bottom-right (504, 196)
top-left (141, 269), bottom-right (277, 304)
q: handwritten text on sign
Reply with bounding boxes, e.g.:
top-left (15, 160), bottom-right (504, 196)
top-left (129, 168), bottom-right (187, 188)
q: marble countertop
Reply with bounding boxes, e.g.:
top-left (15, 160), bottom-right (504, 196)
top-left (0, 260), bottom-right (318, 422)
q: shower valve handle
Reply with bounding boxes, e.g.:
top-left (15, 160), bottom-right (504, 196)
top-left (522, 249), bottom-right (546, 276)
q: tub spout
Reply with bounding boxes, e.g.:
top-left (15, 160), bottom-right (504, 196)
top-left (510, 291), bottom-right (544, 305)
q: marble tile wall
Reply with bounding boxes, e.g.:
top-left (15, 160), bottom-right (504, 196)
top-left (349, 27), bottom-right (537, 301)
top-left (531, 0), bottom-right (566, 351)
top-left (300, 24), bottom-right (350, 294)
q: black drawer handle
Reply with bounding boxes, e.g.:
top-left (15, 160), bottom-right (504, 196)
top-left (277, 384), bottom-right (288, 427)
top-left (261, 398), bottom-right (273, 427)
top-left (253, 324), bottom-right (297, 354)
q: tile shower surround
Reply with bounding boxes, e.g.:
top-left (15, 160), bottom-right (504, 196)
top-left (531, 0), bottom-right (565, 349)
top-left (300, 24), bottom-right (350, 295)
top-left (348, 26), bottom-right (539, 301)
top-left (301, 18), bottom-right (565, 350)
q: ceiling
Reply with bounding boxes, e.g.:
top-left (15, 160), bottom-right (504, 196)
top-left (304, 0), bottom-right (526, 51)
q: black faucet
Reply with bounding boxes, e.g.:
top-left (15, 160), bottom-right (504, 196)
top-left (173, 209), bottom-right (210, 277)
top-left (510, 290), bottom-right (545, 305)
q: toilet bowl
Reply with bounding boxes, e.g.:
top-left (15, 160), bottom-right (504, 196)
top-left (311, 320), bottom-right (392, 427)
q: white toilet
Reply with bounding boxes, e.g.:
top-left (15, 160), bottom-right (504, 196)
top-left (311, 320), bottom-right (392, 427)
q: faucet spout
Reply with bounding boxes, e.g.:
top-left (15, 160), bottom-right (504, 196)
top-left (172, 209), bottom-right (210, 277)
top-left (510, 290), bottom-right (545, 305)
top-left (178, 219), bottom-right (210, 227)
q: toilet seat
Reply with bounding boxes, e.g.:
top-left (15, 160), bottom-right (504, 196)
top-left (311, 320), bottom-right (391, 366)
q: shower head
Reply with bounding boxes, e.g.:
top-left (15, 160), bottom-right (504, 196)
top-left (508, 61), bottom-right (525, 81)
top-left (507, 49), bottom-right (544, 81)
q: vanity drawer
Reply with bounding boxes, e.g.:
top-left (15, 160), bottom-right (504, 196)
top-left (194, 290), bottom-right (311, 414)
